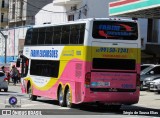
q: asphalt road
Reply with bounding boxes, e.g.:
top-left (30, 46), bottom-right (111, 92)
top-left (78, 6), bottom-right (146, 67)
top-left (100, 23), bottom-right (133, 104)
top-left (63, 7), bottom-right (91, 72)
top-left (0, 83), bottom-right (160, 117)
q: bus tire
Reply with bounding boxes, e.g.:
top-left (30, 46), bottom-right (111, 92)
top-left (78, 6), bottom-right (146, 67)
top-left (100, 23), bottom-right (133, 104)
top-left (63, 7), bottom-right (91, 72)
top-left (109, 105), bottom-right (121, 111)
top-left (4, 88), bottom-right (8, 92)
top-left (28, 85), bottom-right (37, 101)
top-left (65, 88), bottom-right (74, 108)
top-left (58, 87), bottom-right (66, 107)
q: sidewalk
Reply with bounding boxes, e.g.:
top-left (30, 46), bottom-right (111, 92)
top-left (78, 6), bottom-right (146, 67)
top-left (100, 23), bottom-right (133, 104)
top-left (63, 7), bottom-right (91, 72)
top-left (8, 82), bottom-right (21, 86)
top-left (136, 91), bottom-right (160, 109)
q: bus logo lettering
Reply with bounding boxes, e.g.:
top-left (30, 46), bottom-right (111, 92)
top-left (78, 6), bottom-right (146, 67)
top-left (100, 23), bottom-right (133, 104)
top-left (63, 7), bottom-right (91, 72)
top-left (30, 49), bottom-right (58, 58)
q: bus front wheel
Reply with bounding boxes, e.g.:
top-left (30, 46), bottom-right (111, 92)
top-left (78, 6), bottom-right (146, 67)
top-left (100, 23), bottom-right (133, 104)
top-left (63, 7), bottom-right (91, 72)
top-left (28, 85), bottom-right (37, 101)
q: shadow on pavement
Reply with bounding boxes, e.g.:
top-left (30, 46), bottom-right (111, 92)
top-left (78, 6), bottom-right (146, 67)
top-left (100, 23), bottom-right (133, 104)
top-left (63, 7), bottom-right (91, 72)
top-left (35, 99), bottom-right (160, 116)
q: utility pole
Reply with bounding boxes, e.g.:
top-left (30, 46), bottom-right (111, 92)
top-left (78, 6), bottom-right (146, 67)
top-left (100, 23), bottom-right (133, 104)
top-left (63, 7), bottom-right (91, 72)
top-left (0, 31), bottom-right (7, 63)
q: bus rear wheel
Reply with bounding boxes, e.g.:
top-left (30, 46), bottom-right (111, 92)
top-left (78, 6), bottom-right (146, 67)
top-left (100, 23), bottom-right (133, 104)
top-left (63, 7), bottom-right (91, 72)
top-left (28, 85), bottom-right (37, 101)
top-left (58, 87), bottom-right (66, 107)
top-left (65, 88), bottom-right (74, 108)
top-left (109, 105), bottom-right (121, 111)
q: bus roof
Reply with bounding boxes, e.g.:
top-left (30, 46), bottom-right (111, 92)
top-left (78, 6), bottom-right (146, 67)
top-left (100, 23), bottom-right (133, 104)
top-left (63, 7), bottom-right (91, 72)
top-left (31, 18), bottom-right (137, 29)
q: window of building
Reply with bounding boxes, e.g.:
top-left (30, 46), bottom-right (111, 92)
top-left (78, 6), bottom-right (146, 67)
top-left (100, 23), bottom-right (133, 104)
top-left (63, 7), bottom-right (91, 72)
top-left (20, 0), bottom-right (24, 19)
top-left (12, 0), bottom-right (15, 19)
top-left (68, 15), bottom-right (74, 21)
top-left (2, 0), bottom-right (5, 8)
top-left (1, 13), bottom-right (4, 22)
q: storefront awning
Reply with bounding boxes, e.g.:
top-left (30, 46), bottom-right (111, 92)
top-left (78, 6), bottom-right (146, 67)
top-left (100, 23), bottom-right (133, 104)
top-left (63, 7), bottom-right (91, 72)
top-left (109, 0), bottom-right (160, 18)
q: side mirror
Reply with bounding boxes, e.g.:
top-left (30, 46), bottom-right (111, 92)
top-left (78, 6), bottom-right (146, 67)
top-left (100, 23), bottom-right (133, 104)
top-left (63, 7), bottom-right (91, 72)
top-left (16, 58), bottom-right (21, 67)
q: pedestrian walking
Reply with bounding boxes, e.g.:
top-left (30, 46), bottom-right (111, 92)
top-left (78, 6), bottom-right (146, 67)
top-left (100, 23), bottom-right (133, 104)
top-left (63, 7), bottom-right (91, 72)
top-left (1, 66), bottom-right (5, 73)
top-left (10, 65), bottom-right (18, 85)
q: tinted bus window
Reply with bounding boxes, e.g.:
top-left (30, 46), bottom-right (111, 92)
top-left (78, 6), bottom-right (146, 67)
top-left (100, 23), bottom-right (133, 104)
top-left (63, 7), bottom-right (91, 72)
top-left (53, 26), bottom-right (62, 44)
top-left (70, 24), bottom-right (85, 44)
top-left (38, 28), bottom-right (46, 45)
top-left (79, 24), bottom-right (85, 44)
top-left (25, 23), bottom-right (85, 46)
top-left (92, 21), bottom-right (138, 40)
top-left (31, 28), bottom-right (39, 45)
top-left (61, 25), bottom-right (70, 44)
top-left (70, 25), bottom-right (79, 44)
top-left (30, 60), bottom-right (59, 77)
top-left (45, 27), bottom-right (54, 45)
top-left (25, 28), bottom-right (32, 45)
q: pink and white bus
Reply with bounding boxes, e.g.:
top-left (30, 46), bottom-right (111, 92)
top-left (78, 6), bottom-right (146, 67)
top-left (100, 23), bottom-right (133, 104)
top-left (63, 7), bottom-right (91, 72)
top-left (20, 18), bottom-right (140, 109)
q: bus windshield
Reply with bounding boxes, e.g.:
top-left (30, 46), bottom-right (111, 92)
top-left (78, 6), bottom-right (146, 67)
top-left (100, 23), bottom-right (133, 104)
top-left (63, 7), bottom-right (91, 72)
top-left (92, 20), bottom-right (138, 40)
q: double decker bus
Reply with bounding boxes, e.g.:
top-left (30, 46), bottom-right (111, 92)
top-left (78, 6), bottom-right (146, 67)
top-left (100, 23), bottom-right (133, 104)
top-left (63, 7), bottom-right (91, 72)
top-left (19, 18), bottom-right (140, 108)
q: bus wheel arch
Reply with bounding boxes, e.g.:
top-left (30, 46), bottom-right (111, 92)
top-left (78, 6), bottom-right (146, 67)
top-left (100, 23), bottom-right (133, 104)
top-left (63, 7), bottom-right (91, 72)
top-left (64, 85), bottom-right (74, 108)
top-left (27, 81), bottom-right (31, 94)
top-left (27, 80), bottom-right (37, 101)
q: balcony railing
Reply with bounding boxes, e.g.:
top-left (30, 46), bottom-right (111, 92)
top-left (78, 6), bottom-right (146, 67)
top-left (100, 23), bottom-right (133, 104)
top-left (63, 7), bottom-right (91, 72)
top-left (53, 0), bottom-right (82, 5)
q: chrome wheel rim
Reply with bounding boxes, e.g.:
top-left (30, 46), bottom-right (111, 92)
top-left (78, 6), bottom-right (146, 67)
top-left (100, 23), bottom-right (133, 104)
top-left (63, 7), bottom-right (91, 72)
top-left (66, 90), bottom-right (71, 106)
top-left (59, 90), bottom-right (63, 104)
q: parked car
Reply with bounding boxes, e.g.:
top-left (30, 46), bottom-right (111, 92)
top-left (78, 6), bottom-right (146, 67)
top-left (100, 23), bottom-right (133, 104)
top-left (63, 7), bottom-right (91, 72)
top-left (156, 83), bottom-right (160, 93)
top-left (149, 79), bottom-right (160, 93)
top-left (140, 65), bottom-right (160, 90)
top-left (142, 75), bottom-right (160, 89)
top-left (0, 71), bottom-right (8, 92)
top-left (141, 64), bottom-right (154, 71)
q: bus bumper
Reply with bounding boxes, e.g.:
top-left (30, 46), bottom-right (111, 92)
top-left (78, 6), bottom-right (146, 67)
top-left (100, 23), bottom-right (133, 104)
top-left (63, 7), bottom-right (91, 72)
top-left (82, 89), bottom-right (139, 105)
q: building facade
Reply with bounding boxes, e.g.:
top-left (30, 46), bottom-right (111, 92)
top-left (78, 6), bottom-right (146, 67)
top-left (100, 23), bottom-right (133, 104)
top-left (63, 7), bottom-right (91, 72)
top-left (0, 0), bottom-right (53, 63)
top-left (36, 0), bottom-right (117, 24)
top-left (8, 0), bottom-right (53, 27)
top-left (0, 0), bottom-right (9, 29)
top-left (109, 0), bottom-right (160, 64)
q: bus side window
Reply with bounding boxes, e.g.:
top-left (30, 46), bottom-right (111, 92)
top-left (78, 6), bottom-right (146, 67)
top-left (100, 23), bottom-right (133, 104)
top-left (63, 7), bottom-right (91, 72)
top-left (79, 24), bottom-right (85, 44)
top-left (53, 26), bottom-right (61, 44)
top-left (70, 25), bottom-right (79, 44)
top-left (45, 27), bottom-right (53, 45)
top-left (30, 60), bottom-right (59, 78)
top-left (38, 28), bottom-right (46, 45)
top-left (25, 28), bottom-right (32, 45)
top-left (31, 28), bottom-right (39, 45)
top-left (61, 25), bottom-right (70, 44)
